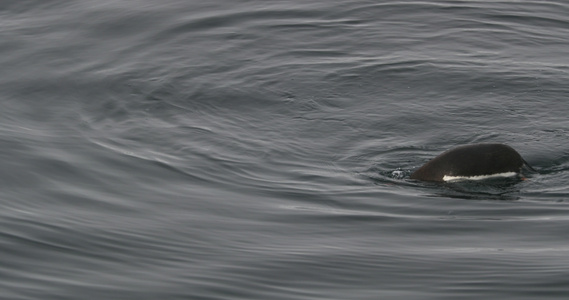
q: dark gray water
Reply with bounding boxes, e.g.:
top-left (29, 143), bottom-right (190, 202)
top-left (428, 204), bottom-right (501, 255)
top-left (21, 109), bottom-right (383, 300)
top-left (2, 1), bottom-right (569, 299)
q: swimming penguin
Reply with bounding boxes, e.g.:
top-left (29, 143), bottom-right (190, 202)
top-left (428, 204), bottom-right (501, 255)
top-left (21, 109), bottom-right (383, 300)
top-left (410, 143), bottom-right (535, 182)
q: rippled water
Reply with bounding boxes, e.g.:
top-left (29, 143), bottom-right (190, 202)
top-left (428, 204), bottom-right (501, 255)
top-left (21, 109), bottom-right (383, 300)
top-left (2, 1), bottom-right (569, 299)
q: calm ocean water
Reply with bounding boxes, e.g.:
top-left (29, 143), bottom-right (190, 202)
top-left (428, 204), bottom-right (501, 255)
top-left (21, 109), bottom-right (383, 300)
top-left (2, 1), bottom-right (569, 299)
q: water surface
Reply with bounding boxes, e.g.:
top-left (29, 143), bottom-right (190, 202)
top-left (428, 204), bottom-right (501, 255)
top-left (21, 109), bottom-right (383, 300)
top-left (1, 1), bottom-right (569, 299)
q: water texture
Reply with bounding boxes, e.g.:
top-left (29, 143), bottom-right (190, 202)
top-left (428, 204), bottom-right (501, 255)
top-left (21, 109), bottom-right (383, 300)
top-left (1, 1), bottom-right (569, 299)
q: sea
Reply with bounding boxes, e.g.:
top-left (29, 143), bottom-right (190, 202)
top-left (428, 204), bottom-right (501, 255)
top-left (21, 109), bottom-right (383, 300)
top-left (1, 1), bottom-right (569, 299)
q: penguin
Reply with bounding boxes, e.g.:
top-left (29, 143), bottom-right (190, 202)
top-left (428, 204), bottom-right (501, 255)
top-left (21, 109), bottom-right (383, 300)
top-left (410, 143), bottom-right (535, 182)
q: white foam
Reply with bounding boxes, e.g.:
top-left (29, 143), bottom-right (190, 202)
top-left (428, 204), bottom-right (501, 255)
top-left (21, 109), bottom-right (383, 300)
top-left (442, 172), bottom-right (517, 182)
